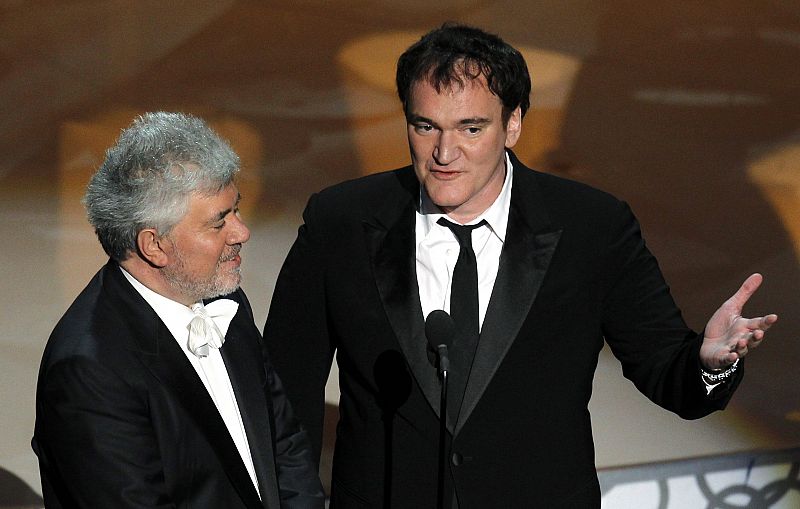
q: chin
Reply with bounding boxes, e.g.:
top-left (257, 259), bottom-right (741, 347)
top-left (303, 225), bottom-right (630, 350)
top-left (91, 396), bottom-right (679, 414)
top-left (218, 280), bottom-right (241, 297)
top-left (203, 275), bottom-right (241, 300)
top-left (426, 188), bottom-right (460, 206)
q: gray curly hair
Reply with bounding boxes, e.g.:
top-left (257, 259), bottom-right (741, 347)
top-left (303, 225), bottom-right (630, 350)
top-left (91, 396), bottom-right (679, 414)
top-left (83, 112), bottom-right (240, 261)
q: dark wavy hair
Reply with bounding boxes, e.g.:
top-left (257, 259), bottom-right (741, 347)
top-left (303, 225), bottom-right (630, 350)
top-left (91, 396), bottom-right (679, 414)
top-left (396, 23), bottom-right (531, 123)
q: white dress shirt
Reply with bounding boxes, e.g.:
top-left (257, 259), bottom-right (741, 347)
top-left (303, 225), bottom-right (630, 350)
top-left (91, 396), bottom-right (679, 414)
top-left (120, 267), bottom-right (261, 498)
top-left (416, 153), bottom-right (513, 330)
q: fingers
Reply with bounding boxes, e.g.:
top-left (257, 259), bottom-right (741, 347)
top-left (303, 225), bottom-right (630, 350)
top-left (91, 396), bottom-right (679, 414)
top-left (730, 333), bottom-right (751, 358)
top-left (731, 314), bottom-right (777, 358)
top-left (727, 275), bottom-right (776, 358)
top-left (743, 313), bottom-right (778, 332)
top-left (717, 351), bottom-right (739, 367)
top-left (729, 273), bottom-right (764, 310)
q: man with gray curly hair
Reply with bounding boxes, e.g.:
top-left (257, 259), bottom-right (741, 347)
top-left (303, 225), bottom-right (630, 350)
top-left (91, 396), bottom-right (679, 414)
top-left (32, 112), bottom-right (324, 509)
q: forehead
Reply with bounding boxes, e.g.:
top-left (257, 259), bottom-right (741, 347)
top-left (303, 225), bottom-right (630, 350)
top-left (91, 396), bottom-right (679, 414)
top-left (182, 184), bottom-right (238, 221)
top-left (407, 76), bottom-right (502, 119)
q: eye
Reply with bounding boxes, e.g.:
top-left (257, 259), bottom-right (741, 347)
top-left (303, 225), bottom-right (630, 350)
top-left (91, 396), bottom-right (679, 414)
top-left (465, 126), bottom-right (481, 135)
top-left (414, 123), bottom-right (434, 134)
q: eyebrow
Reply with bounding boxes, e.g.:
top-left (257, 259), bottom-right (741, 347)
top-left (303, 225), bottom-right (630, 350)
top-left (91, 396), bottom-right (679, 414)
top-left (458, 117), bottom-right (491, 126)
top-left (407, 114), bottom-right (434, 125)
top-left (407, 114), bottom-right (491, 127)
top-left (208, 192), bottom-right (241, 224)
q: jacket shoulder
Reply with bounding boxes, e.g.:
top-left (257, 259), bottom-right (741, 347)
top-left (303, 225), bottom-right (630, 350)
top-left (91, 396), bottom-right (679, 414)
top-left (318, 166), bottom-right (415, 202)
top-left (511, 168), bottom-right (630, 242)
top-left (516, 164), bottom-right (623, 209)
top-left (42, 263), bottom-right (150, 371)
top-left (302, 166), bottom-right (416, 225)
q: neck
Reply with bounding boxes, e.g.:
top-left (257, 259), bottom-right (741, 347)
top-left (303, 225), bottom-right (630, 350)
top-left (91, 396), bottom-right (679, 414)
top-left (119, 255), bottom-right (195, 307)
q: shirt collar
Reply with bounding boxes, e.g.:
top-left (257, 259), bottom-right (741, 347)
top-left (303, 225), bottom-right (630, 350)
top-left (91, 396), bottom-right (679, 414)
top-left (119, 266), bottom-right (197, 343)
top-left (418, 151), bottom-right (513, 243)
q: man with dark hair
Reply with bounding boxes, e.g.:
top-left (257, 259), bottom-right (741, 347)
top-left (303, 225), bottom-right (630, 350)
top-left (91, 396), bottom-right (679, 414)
top-left (264, 25), bottom-right (776, 508)
top-left (33, 112), bottom-right (325, 508)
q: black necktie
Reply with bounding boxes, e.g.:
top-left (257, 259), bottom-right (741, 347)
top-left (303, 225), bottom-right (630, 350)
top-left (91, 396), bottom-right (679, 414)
top-left (437, 217), bottom-right (486, 422)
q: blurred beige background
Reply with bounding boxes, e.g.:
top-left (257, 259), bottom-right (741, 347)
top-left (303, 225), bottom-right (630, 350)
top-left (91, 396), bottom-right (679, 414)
top-left (1, 0), bottom-right (799, 501)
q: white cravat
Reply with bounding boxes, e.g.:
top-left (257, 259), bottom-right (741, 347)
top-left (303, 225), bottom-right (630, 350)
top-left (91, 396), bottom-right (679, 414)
top-left (188, 299), bottom-right (239, 357)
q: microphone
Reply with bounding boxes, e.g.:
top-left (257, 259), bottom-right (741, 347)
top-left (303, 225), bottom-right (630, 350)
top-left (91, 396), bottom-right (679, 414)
top-left (425, 310), bottom-right (456, 376)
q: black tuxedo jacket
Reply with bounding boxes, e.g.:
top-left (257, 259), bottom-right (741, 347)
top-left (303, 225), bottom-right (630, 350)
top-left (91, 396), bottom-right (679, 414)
top-left (264, 151), bottom-right (742, 508)
top-left (33, 261), bottom-right (324, 508)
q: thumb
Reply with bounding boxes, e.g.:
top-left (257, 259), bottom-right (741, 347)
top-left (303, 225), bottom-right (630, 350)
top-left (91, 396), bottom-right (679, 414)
top-left (728, 273), bottom-right (763, 312)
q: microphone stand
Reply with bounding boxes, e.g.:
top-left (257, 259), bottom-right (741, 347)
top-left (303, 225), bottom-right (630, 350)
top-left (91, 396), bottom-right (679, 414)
top-left (437, 350), bottom-right (449, 509)
top-left (426, 311), bottom-right (455, 509)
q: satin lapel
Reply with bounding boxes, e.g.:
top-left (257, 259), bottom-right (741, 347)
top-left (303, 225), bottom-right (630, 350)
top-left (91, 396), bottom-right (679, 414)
top-left (455, 168), bottom-right (563, 435)
top-left (364, 198), bottom-right (443, 422)
top-left (220, 307), bottom-right (280, 509)
top-left (103, 266), bottom-right (264, 509)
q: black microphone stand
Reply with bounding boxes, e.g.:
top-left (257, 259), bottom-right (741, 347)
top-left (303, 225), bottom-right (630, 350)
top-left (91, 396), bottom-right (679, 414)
top-left (426, 310), bottom-right (455, 509)
top-left (436, 348), bottom-right (449, 509)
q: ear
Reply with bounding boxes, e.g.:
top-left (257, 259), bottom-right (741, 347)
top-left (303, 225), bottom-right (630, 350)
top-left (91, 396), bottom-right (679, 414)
top-left (504, 106), bottom-right (523, 148)
top-left (136, 228), bottom-right (170, 268)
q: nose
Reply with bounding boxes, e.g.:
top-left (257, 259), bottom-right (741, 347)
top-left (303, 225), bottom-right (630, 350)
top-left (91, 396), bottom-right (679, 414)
top-left (433, 130), bottom-right (459, 165)
top-left (229, 214), bottom-right (251, 245)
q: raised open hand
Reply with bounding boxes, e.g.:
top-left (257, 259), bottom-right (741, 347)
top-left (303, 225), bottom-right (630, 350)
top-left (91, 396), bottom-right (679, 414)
top-left (699, 273), bottom-right (778, 371)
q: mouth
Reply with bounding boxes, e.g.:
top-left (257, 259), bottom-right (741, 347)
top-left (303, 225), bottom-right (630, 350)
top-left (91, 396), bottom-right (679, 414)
top-left (429, 168), bottom-right (461, 180)
top-left (221, 246), bottom-right (242, 266)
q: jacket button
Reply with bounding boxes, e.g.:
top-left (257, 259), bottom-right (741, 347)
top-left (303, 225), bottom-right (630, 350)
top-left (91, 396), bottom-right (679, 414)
top-left (451, 453), bottom-right (463, 466)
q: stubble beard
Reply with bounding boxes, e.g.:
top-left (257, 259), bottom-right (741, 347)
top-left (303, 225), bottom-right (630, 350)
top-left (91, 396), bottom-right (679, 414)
top-left (162, 246), bottom-right (242, 303)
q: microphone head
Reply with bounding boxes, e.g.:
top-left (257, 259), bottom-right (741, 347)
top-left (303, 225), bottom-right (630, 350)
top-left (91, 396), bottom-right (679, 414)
top-left (425, 310), bottom-right (456, 350)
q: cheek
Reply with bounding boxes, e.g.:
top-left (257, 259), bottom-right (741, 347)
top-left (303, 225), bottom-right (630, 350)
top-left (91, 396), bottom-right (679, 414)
top-left (413, 163), bottom-right (428, 184)
top-left (193, 240), bottom-right (225, 270)
top-left (409, 135), bottom-right (432, 159)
